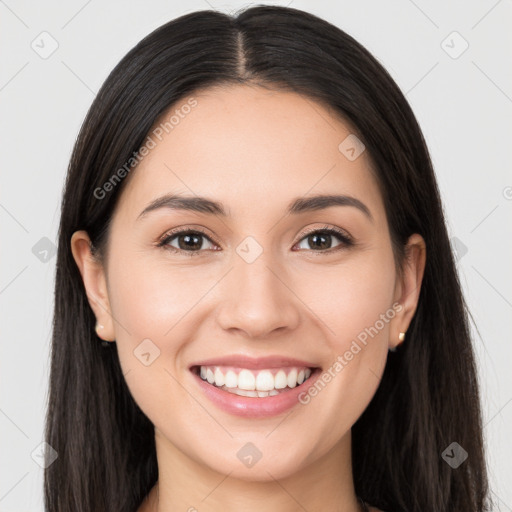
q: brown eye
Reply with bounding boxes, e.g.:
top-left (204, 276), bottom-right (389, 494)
top-left (295, 228), bottom-right (353, 252)
top-left (159, 229), bottom-right (217, 255)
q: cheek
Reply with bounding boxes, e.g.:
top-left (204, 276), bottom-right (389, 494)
top-left (108, 252), bottom-right (206, 340)
top-left (105, 253), bottom-right (202, 424)
top-left (107, 240), bottom-right (397, 359)
top-left (293, 263), bottom-right (395, 454)
top-left (297, 250), bottom-right (397, 347)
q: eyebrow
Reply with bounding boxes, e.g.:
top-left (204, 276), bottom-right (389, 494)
top-left (137, 193), bottom-right (373, 222)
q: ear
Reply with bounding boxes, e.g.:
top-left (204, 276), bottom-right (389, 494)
top-left (70, 230), bottom-right (115, 342)
top-left (390, 233), bottom-right (426, 350)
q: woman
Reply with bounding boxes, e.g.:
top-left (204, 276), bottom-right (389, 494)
top-left (44, 5), bottom-right (491, 512)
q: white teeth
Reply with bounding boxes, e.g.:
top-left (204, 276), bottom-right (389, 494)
top-left (287, 368), bottom-right (298, 388)
top-left (274, 370), bottom-right (288, 389)
top-left (238, 369), bottom-right (256, 390)
top-left (236, 389), bottom-right (258, 397)
top-left (214, 367), bottom-right (225, 387)
top-left (225, 370), bottom-right (237, 388)
top-left (255, 370), bottom-right (275, 391)
top-left (197, 365), bottom-right (315, 393)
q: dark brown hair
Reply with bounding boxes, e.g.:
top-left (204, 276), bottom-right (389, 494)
top-left (45, 5), bottom-right (492, 511)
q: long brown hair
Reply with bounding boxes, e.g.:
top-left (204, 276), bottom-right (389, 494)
top-left (45, 5), bottom-right (492, 511)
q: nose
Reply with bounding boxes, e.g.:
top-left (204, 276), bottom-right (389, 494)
top-left (215, 250), bottom-right (301, 339)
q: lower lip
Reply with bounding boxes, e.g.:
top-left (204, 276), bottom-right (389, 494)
top-left (191, 368), bottom-right (321, 418)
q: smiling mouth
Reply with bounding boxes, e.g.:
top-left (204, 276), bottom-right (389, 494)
top-left (191, 365), bottom-right (319, 398)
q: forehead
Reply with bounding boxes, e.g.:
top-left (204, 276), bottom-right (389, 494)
top-left (114, 84), bottom-right (385, 224)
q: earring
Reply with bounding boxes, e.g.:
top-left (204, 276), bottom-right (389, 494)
top-left (95, 322), bottom-right (110, 346)
top-left (389, 332), bottom-right (406, 352)
top-left (95, 322), bottom-right (116, 346)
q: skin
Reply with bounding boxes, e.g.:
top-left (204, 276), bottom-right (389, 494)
top-left (71, 84), bottom-right (426, 512)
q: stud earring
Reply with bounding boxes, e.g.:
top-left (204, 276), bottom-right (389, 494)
top-left (95, 321), bottom-right (115, 346)
top-left (95, 322), bottom-right (109, 345)
top-left (389, 332), bottom-right (406, 352)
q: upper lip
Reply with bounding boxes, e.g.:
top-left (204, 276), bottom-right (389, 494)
top-left (189, 355), bottom-right (320, 370)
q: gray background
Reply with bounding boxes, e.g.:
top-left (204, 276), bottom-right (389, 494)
top-left (1, 0), bottom-right (511, 510)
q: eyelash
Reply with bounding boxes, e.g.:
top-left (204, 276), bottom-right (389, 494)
top-left (156, 224), bottom-right (354, 257)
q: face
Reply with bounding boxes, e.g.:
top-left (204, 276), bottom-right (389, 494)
top-left (72, 84), bottom-right (425, 482)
